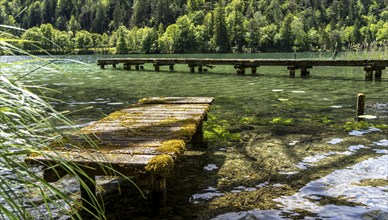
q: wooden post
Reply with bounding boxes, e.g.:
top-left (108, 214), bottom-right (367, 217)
top-left (356, 93), bottom-right (365, 121)
top-left (374, 69), bottom-right (382, 81)
top-left (112, 63), bottom-right (116, 68)
top-left (301, 67), bottom-right (308, 78)
top-left (100, 65), bottom-right (105, 69)
top-left (198, 64), bottom-right (203, 73)
top-left (135, 65), bottom-right (140, 70)
top-left (189, 64), bottom-right (195, 73)
top-left (288, 67), bottom-right (296, 78)
top-left (251, 66), bottom-right (257, 75)
top-left (192, 121), bottom-right (207, 148)
top-left (155, 63), bottom-right (160, 71)
top-left (364, 66), bottom-right (374, 81)
top-left (80, 174), bottom-right (96, 211)
top-left (237, 67), bottom-right (245, 75)
top-left (124, 63), bottom-right (131, 70)
top-left (151, 174), bottom-right (166, 210)
top-left (169, 64), bottom-right (174, 72)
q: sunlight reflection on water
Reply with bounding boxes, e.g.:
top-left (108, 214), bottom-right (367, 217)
top-left (213, 155), bottom-right (388, 220)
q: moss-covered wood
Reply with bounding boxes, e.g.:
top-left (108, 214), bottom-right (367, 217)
top-left (25, 97), bottom-right (214, 209)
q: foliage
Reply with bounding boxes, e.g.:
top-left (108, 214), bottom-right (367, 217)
top-left (1, 0), bottom-right (387, 54)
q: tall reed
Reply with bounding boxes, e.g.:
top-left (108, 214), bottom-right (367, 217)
top-left (1, 25), bottom-right (139, 219)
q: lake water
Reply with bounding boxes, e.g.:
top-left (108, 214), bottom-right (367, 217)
top-left (1, 53), bottom-right (387, 219)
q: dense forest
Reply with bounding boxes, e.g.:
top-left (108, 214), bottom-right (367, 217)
top-left (1, 0), bottom-right (387, 54)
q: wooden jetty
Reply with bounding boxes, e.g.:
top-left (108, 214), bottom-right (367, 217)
top-left (97, 58), bottom-right (388, 80)
top-left (25, 97), bottom-right (214, 210)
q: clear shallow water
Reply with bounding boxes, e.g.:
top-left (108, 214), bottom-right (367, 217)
top-left (1, 54), bottom-right (387, 219)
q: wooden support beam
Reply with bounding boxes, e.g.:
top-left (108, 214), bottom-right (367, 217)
top-left (198, 64), bottom-right (203, 73)
top-left (374, 68), bottom-right (383, 81)
top-left (169, 64), bottom-right (174, 72)
top-left (189, 64), bottom-right (195, 73)
top-left (300, 67), bottom-right (310, 78)
top-left (251, 66), bottom-right (257, 75)
top-left (288, 66), bottom-right (296, 78)
top-left (135, 65), bottom-right (140, 70)
top-left (151, 174), bottom-right (166, 210)
top-left (364, 66), bottom-right (374, 81)
top-left (237, 68), bottom-right (245, 75)
top-left (124, 63), bottom-right (131, 70)
top-left (112, 63), bottom-right (116, 68)
top-left (154, 63), bottom-right (160, 72)
top-left (100, 65), bottom-right (105, 69)
top-left (80, 174), bottom-right (96, 212)
top-left (192, 121), bottom-right (207, 148)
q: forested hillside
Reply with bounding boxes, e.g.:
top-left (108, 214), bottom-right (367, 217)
top-left (1, 0), bottom-right (387, 54)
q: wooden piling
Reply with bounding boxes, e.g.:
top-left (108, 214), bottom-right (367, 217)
top-left (364, 67), bottom-right (374, 81)
top-left (251, 66), bottom-right (257, 75)
top-left (189, 64), bottom-right (195, 73)
top-left (301, 67), bottom-right (308, 78)
top-left (124, 63), bottom-right (131, 70)
top-left (154, 63), bottom-right (160, 71)
top-left (374, 69), bottom-right (382, 81)
top-left (288, 67), bottom-right (296, 78)
top-left (151, 174), bottom-right (166, 210)
top-left (198, 64), bottom-right (203, 73)
top-left (80, 174), bottom-right (96, 211)
top-left (356, 93), bottom-right (365, 121)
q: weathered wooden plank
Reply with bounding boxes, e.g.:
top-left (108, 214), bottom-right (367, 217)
top-left (27, 151), bottom-right (155, 166)
top-left (121, 104), bottom-right (212, 110)
top-left (139, 97), bottom-right (215, 104)
top-left (70, 134), bottom-right (190, 142)
top-left (81, 119), bottom-right (201, 133)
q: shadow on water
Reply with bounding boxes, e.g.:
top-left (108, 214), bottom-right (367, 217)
top-left (74, 148), bottom-right (227, 220)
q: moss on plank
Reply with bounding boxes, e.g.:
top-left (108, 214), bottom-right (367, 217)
top-left (156, 140), bottom-right (186, 155)
top-left (145, 154), bottom-right (174, 176)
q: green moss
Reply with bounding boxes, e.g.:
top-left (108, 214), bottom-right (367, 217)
top-left (270, 117), bottom-right (294, 125)
top-left (145, 154), bottom-right (174, 176)
top-left (342, 121), bottom-right (370, 131)
top-left (138, 97), bottom-right (167, 104)
top-left (156, 140), bottom-right (186, 155)
top-left (355, 179), bottom-right (388, 187)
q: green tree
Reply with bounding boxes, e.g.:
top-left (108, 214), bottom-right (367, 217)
top-left (116, 25), bottom-right (129, 54)
top-left (158, 24), bottom-right (179, 53)
top-left (67, 15), bottom-right (80, 33)
top-left (91, 2), bottom-right (107, 34)
top-left (75, 30), bottom-right (93, 50)
top-left (174, 15), bottom-right (196, 53)
top-left (277, 13), bottom-right (293, 51)
top-left (131, 0), bottom-right (151, 28)
top-left (212, 4), bottom-right (229, 52)
top-left (21, 27), bottom-right (42, 51)
top-left (27, 1), bottom-right (43, 28)
top-left (226, 0), bottom-right (245, 52)
top-left (53, 29), bottom-right (72, 53)
top-left (40, 23), bottom-right (55, 50)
